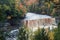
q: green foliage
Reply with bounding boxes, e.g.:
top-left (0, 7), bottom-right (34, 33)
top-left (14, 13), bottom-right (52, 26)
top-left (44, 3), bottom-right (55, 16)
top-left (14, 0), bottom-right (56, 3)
top-left (0, 30), bottom-right (5, 40)
top-left (0, 4), bottom-right (10, 21)
top-left (0, 0), bottom-right (26, 22)
top-left (33, 28), bottom-right (49, 40)
top-left (0, 29), bottom-right (10, 40)
top-left (17, 26), bottom-right (28, 40)
top-left (0, 0), bottom-right (13, 21)
top-left (54, 22), bottom-right (60, 40)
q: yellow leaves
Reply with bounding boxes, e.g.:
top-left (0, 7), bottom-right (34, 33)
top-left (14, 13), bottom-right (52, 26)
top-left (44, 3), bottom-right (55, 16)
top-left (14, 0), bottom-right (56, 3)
top-left (7, 16), bottom-right (11, 19)
top-left (45, 2), bottom-right (50, 8)
top-left (45, 2), bottom-right (49, 5)
top-left (48, 3), bottom-right (50, 8)
top-left (53, 0), bottom-right (59, 3)
top-left (48, 32), bottom-right (54, 40)
top-left (51, 8), bottom-right (56, 16)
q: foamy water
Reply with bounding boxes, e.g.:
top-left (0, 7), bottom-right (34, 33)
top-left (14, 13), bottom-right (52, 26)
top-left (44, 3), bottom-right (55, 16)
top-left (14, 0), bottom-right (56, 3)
top-left (24, 12), bottom-right (57, 31)
top-left (24, 12), bottom-right (52, 20)
top-left (6, 12), bottom-right (57, 40)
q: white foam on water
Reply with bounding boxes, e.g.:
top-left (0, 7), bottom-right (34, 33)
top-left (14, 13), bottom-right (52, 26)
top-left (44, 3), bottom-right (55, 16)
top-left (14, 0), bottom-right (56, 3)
top-left (6, 29), bottom-right (19, 40)
top-left (10, 29), bottom-right (19, 33)
top-left (24, 12), bottom-right (52, 20)
top-left (24, 12), bottom-right (57, 31)
top-left (6, 38), bottom-right (17, 40)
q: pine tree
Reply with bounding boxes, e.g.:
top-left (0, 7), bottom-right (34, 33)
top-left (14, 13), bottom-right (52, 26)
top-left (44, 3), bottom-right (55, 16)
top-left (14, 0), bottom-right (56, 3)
top-left (54, 22), bottom-right (60, 40)
top-left (17, 26), bottom-right (28, 40)
top-left (0, 30), bottom-right (5, 40)
top-left (0, 0), bottom-right (26, 22)
top-left (33, 28), bottom-right (49, 40)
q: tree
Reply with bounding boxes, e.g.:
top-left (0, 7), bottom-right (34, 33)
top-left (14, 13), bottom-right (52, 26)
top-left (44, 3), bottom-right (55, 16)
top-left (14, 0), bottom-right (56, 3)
top-left (0, 0), bottom-right (27, 26)
top-left (0, 4), bottom-right (11, 21)
top-left (0, 0), bottom-right (27, 22)
top-left (33, 28), bottom-right (49, 40)
top-left (0, 30), bottom-right (5, 40)
top-left (54, 22), bottom-right (60, 40)
top-left (17, 26), bottom-right (28, 40)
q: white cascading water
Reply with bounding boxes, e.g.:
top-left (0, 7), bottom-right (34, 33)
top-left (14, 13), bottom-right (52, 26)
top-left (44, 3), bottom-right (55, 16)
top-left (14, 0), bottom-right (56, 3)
top-left (6, 12), bottom-right (57, 40)
top-left (24, 12), bottom-right (52, 20)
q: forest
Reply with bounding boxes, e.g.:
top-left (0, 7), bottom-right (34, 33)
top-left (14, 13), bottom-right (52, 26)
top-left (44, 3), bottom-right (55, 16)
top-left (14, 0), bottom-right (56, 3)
top-left (0, 0), bottom-right (60, 40)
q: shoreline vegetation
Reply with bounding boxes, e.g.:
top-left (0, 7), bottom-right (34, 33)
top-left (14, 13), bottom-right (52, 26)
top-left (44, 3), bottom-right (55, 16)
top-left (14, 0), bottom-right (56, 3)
top-left (0, 0), bottom-right (60, 40)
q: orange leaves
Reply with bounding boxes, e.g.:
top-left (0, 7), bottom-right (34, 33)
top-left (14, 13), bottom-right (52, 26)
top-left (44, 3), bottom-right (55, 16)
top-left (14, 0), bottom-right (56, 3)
top-left (18, 3), bottom-right (26, 13)
top-left (16, 0), bottom-right (38, 13)
top-left (19, 3), bottom-right (23, 9)
top-left (54, 0), bottom-right (59, 4)
top-left (25, 0), bottom-right (37, 6)
top-left (15, 0), bottom-right (27, 13)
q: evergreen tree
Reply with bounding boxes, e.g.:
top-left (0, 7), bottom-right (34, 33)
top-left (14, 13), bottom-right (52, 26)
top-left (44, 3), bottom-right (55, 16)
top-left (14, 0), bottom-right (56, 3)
top-left (54, 22), bottom-right (60, 40)
top-left (33, 28), bottom-right (49, 40)
top-left (17, 26), bottom-right (28, 40)
top-left (0, 30), bottom-right (5, 40)
top-left (0, 0), bottom-right (26, 22)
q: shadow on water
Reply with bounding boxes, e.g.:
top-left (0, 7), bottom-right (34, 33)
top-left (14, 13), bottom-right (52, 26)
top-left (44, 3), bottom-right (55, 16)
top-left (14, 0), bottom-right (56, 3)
top-left (0, 16), bottom-right (25, 40)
